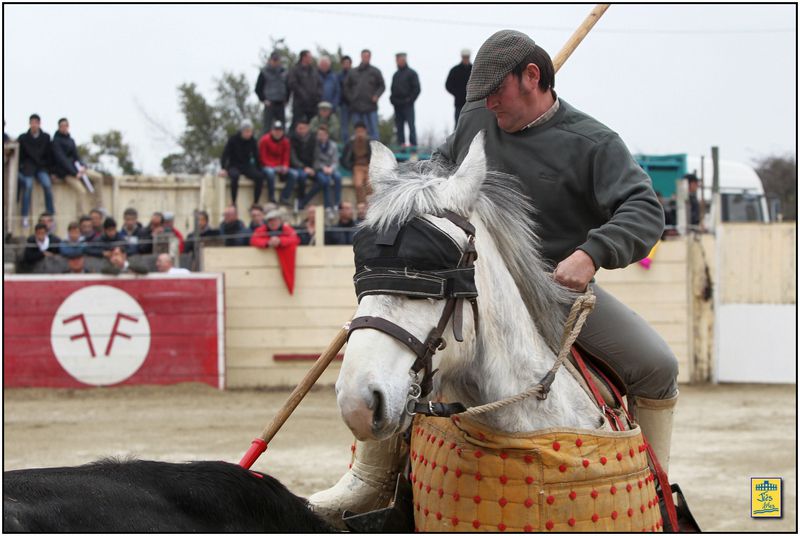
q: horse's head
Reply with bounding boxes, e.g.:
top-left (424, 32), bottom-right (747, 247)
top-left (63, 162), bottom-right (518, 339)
top-left (336, 132), bottom-right (487, 441)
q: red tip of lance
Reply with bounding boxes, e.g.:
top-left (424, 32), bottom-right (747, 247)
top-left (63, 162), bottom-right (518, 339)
top-left (238, 438), bottom-right (268, 469)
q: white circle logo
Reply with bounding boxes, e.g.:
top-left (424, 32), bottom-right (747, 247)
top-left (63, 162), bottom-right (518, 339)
top-left (50, 285), bottom-right (151, 386)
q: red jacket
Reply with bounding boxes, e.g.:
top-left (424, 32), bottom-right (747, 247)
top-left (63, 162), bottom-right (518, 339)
top-left (250, 223), bottom-right (300, 294)
top-left (258, 134), bottom-right (291, 168)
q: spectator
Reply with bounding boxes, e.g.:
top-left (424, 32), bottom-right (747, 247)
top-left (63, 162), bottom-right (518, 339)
top-left (3, 120), bottom-right (10, 144)
top-left (445, 49), bottom-right (472, 126)
top-left (156, 253), bottom-right (191, 274)
top-left (59, 221), bottom-right (86, 258)
top-left (86, 217), bottom-right (124, 258)
top-left (340, 122), bottom-right (371, 205)
top-left (17, 113), bottom-right (54, 228)
top-left (390, 52), bottom-right (421, 147)
top-left (22, 222), bottom-right (61, 268)
top-left (119, 207), bottom-right (145, 255)
top-left (249, 204), bottom-right (266, 231)
top-left (337, 55), bottom-right (353, 141)
top-left (255, 51), bottom-right (289, 133)
top-left (101, 245), bottom-right (148, 275)
top-left (50, 117), bottom-right (102, 212)
top-left (219, 119), bottom-right (267, 207)
top-left (250, 209), bottom-right (301, 250)
top-left (219, 204), bottom-right (250, 247)
top-left (289, 121), bottom-right (316, 209)
top-left (344, 49), bottom-right (385, 140)
top-left (89, 208), bottom-right (104, 234)
top-left (295, 204), bottom-right (317, 246)
top-left (288, 50), bottom-right (322, 130)
top-left (258, 121), bottom-right (298, 206)
top-left (185, 210), bottom-right (220, 254)
top-left (62, 248), bottom-right (88, 274)
top-left (318, 56), bottom-right (341, 113)
top-left (684, 173), bottom-right (701, 227)
top-left (37, 211), bottom-right (57, 235)
top-left (78, 215), bottom-right (97, 242)
top-left (163, 211), bottom-right (185, 253)
top-left (326, 201), bottom-right (357, 245)
top-left (302, 126), bottom-right (341, 215)
top-left (356, 201), bottom-right (368, 223)
top-left (309, 101), bottom-right (341, 142)
top-left (138, 211), bottom-right (165, 254)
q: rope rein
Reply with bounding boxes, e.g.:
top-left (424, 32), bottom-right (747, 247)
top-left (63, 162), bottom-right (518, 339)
top-left (461, 289), bottom-right (597, 416)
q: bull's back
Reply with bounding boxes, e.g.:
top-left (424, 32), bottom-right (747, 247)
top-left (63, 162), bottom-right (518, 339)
top-left (3, 460), bottom-right (331, 532)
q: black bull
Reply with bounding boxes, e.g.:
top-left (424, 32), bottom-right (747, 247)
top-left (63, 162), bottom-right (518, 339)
top-left (3, 459), bottom-right (333, 532)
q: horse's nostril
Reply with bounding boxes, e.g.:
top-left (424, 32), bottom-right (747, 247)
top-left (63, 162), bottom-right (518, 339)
top-left (372, 390), bottom-right (384, 429)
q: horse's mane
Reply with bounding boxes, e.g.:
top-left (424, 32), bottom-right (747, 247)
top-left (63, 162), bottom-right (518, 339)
top-left (363, 156), bottom-right (574, 351)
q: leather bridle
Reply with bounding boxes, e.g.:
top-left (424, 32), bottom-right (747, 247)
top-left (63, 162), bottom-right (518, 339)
top-left (347, 211), bottom-right (479, 408)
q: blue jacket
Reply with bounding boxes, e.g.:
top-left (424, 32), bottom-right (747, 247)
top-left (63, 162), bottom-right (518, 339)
top-left (319, 69), bottom-right (341, 110)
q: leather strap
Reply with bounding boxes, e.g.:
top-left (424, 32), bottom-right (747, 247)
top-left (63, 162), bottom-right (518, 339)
top-left (349, 316), bottom-right (427, 358)
top-left (570, 347), bottom-right (626, 431)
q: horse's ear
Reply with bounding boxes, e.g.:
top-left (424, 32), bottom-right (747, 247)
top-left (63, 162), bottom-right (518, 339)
top-left (368, 141), bottom-right (398, 186)
top-left (446, 131), bottom-right (486, 211)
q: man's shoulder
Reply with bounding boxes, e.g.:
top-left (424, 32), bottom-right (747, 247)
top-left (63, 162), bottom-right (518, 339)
top-left (553, 100), bottom-right (618, 144)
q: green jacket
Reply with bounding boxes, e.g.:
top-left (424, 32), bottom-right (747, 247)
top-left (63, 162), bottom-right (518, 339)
top-left (310, 113), bottom-right (341, 143)
top-left (435, 99), bottom-right (663, 270)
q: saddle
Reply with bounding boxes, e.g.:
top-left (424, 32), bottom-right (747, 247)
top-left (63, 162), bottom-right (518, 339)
top-left (564, 344), bottom-right (629, 426)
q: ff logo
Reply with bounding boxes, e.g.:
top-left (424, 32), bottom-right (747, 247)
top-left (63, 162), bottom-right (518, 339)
top-left (751, 478), bottom-right (782, 518)
top-left (50, 285), bottom-right (151, 386)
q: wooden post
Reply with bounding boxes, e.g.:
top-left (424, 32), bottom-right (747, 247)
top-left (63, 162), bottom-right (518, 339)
top-left (552, 4), bottom-right (611, 73)
top-left (315, 205), bottom-right (325, 248)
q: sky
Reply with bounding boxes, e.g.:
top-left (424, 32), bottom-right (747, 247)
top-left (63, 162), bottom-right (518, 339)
top-left (3, 3), bottom-right (796, 174)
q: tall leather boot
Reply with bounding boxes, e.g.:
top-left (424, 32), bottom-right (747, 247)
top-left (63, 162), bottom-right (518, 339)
top-left (631, 391), bottom-right (678, 474)
top-left (308, 435), bottom-right (408, 529)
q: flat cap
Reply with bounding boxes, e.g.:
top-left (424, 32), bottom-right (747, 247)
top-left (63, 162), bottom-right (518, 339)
top-left (317, 101), bottom-right (333, 109)
top-left (265, 209), bottom-right (283, 220)
top-left (466, 29), bottom-right (537, 102)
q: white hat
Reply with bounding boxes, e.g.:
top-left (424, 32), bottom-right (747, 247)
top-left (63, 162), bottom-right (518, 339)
top-left (461, 48), bottom-right (471, 57)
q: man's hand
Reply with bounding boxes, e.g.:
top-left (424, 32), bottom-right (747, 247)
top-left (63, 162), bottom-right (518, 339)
top-left (371, 95), bottom-right (378, 103)
top-left (263, 100), bottom-right (271, 106)
top-left (323, 165), bottom-right (332, 174)
top-left (304, 166), bottom-right (314, 176)
top-left (554, 249), bottom-right (596, 291)
top-left (279, 166), bottom-right (288, 174)
top-left (268, 236), bottom-right (281, 248)
top-left (218, 169), bottom-right (228, 177)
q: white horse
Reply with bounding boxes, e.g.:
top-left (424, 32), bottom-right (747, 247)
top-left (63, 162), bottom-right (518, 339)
top-left (336, 131), bottom-right (608, 440)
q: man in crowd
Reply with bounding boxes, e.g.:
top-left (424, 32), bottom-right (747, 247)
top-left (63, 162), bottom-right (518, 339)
top-left (17, 114), bottom-right (54, 228)
top-left (220, 120), bottom-right (267, 207)
top-left (59, 221), bottom-right (86, 258)
top-left (340, 122), bottom-right (371, 205)
top-left (294, 204), bottom-right (317, 246)
top-left (62, 248), bottom-right (88, 274)
top-left (89, 208), bottom-right (105, 235)
top-left (248, 204), bottom-right (266, 231)
top-left (290, 121), bottom-right (316, 209)
top-left (302, 126), bottom-right (341, 217)
top-left (249, 208), bottom-right (300, 250)
top-left (309, 101), bottom-right (341, 142)
top-left (185, 210), bottom-right (220, 254)
top-left (344, 49), bottom-right (385, 140)
top-left (258, 121), bottom-right (298, 206)
top-left (310, 29), bottom-right (679, 522)
top-left (684, 173), bottom-right (701, 227)
top-left (163, 211), bottom-right (185, 253)
top-left (138, 211), bottom-right (165, 254)
top-left (22, 222), bottom-right (61, 269)
top-left (78, 215), bottom-right (97, 242)
top-left (255, 52), bottom-right (289, 133)
top-left (37, 211), bottom-right (57, 234)
top-left (156, 253), bottom-right (190, 274)
top-left (288, 50), bottom-right (322, 130)
top-left (318, 56), bottom-right (340, 114)
top-left (325, 201), bottom-right (357, 245)
top-left (101, 245), bottom-right (148, 275)
top-left (337, 55), bottom-right (353, 141)
top-left (50, 117), bottom-right (102, 213)
top-left (218, 204), bottom-right (250, 247)
top-left (86, 217), bottom-right (124, 258)
top-left (445, 48), bottom-right (473, 126)
top-left (355, 201), bottom-right (368, 224)
top-left (119, 207), bottom-right (145, 255)
top-left (389, 52), bottom-right (421, 147)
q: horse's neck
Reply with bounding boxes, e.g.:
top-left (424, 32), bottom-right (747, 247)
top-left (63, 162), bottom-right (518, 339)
top-left (437, 216), bottom-right (604, 433)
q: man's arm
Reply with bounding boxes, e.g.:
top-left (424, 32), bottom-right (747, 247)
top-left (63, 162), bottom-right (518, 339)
top-left (577, 134), bottom-right (664, 270)
top-left (445, 67), bottom-right (457, 96)
top-left (51, 140), bottom-right (77, 175)
top-left (373, 68), bottom-right (385, 99)
top-left (255, 71), bottom-right (265, 101)
top-left (411, 71), bottom-right (421, 102)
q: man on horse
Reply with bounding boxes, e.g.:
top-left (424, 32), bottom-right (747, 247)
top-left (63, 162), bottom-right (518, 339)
top-left (310, 29), bottom-right (679, 523)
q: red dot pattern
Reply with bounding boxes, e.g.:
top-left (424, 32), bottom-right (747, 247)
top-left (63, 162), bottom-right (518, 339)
top-left (410, 416), bottom-right (661, 532)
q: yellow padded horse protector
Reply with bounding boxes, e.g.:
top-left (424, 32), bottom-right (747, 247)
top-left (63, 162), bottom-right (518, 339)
top-left (410, 415), bottom-right (663, 532)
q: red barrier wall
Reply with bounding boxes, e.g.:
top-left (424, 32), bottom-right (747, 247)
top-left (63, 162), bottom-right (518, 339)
top-left (3, 274), bottom-right (225, 389)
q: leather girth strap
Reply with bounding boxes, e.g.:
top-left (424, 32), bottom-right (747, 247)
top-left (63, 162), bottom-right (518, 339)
top-left (570, 346), bottom-right (680, 532)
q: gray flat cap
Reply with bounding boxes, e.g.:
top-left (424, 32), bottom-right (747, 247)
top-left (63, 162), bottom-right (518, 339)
top-left (466, 29), bottom-right (537, 102)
